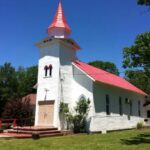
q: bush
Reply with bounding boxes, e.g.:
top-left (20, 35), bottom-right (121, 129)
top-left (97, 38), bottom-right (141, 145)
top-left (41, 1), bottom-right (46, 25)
top-left (137, 121), bottom-right (144, 129)
top-left (2, 125), bottom-right (11, 130)
top-left (59, 102), bottom-right (69, 114)
top-left (32, 132), bottom-right (40, 140)
top-left (59, 102), bottom-right (69, 130)
top-left (0, 129), bottom-right (3, 133)
top-left (60, 97), bottom-right (90, 133)
top-left (72, 114), bottom-right (86, 133)
top-left (2, 97), bottom-right (33, 123)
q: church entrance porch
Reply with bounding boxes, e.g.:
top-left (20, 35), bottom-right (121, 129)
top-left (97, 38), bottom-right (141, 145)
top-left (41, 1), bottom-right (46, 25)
top-left (37, 101), bottom-right (55, 126)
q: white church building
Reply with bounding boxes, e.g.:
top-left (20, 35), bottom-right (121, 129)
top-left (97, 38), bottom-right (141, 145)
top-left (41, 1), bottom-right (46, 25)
top-left (35, 1), bottom-right (148, 132)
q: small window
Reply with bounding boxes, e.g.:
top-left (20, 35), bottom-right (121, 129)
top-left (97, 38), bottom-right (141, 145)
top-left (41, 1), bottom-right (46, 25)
top-left (119, 97), bottom-right (123, 116)
top-left (138, 101), bottom-right (141, 117)
top-left (44, 65), bottom-right (48, 77)
top-left (49, 64), bottom-right (53, 77)
top-left (147, 111), bottom-right (150, 118)
top-left (125, 98), bottom-right (130, 104)
top-left (130, 101), bottom-right (133, 116)
top-left (106, 95), bottom-right (110, 115)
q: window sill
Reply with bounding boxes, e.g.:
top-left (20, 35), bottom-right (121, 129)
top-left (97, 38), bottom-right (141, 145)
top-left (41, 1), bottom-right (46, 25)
top-left (106, 114), bottom-right (111, 116)
top-left (44, 76), bottom-right (52, 79)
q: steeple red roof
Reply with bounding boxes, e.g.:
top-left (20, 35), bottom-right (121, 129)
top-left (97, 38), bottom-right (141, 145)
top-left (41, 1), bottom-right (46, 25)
top-left (48, 1), bottom-right (71, 34)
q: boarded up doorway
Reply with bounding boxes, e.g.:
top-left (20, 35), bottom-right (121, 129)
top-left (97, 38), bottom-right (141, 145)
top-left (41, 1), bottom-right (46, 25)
top-left (38, 101), bottom-right (55, 126)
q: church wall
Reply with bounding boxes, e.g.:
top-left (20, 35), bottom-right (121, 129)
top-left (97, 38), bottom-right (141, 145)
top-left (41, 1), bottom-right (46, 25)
top-left (59, 44), bottom-right (76, 104)
top-left (37, 43), bottom-right (60, 100)
top-left (35, 43), bottom-right (60, 126)
top-left (35, 41), bottom-right (78, 128)
top-left (90, 82), bottom-right (146, 132)
top-left (71, 65), bottom-right (95, 117)
top-left (60, 43), bottom-right (76, 66)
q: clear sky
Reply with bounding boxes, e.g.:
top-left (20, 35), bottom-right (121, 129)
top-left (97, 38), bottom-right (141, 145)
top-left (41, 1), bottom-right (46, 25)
top-left (0, 0), bottom-right (149, 74)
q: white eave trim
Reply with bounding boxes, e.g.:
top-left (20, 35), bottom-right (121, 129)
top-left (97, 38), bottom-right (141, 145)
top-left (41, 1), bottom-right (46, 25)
top-left (72, 62), bottom-right (95, 82)
top-left (33, 83), bottom-right (38, 89)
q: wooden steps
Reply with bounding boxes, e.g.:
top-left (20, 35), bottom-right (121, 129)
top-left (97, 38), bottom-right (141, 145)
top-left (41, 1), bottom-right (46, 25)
top-left (8, 129), bottom-right (60, 134)
top-left (13, 127), bottom-right (58, 132)
top-left (6, 126), bottom-right (63, 138)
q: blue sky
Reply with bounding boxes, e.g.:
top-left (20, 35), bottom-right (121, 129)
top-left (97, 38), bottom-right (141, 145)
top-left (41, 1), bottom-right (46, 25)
top-left (0, 0), bottom-right (149, 74)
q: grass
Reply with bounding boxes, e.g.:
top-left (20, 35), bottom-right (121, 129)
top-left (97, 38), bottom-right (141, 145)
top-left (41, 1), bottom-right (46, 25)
top-left (0, 129), bottom-right (150, 150)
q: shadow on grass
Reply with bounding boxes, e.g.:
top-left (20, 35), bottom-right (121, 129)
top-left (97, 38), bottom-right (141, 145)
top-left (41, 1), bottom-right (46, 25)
top-left (121, 133), bottom-right (150, 145)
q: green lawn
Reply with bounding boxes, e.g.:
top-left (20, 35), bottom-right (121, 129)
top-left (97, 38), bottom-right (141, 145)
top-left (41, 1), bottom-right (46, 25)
top-left (0, 129), bottom-right (150, 150)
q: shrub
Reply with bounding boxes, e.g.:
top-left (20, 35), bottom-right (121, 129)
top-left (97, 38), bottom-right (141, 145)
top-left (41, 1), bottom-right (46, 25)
top-left (72, 114), bottom-right (86, 133)
top-left (0, 129), bottom-right (3, 133)
top-left (137, 121), bottom-right (144, 129)
top-left (32, 132), bottom-right (40, 140)
top-left (60, 97), bottom-right (90, 133)
top-left (59, 102), bottom-right (69, 129)
top-left (59, 102), bottom-right (69, 114)
top-left (72, 98), bottom-right (90, 133)
top-left (2, 97), bottom-right (33, 126)
top-left (2, 125), bottom-right (11, 130)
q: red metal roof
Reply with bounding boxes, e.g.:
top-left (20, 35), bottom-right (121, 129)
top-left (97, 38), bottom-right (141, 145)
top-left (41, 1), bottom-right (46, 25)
top-left (48, 1), bottom-right (71, 34)
top-left (73, 61), bottom-right (147, 96)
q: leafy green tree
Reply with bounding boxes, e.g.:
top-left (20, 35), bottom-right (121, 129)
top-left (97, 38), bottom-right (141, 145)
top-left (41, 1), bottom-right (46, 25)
top-left (62, 97), bottom-right (91, 133)
top-left (2, 97), bottom-right (33, 126)
top-left (137, 0), bottom-right (150, 6)
top-left (0, 63), bottom-right (18, 117)
top-left (59, 102), bottom-right (69, 129)
top-left (72, 97), bottom-right (90, 133)
top-left (0, 63), bottom-right (38, 117)
top-left (123, 32), bottom-right (150, 74)
top-left (16, 65), bottom-right (38, 97)
top-left (89, 60), bottom-right (119, 75)
top-left (123, 32), bottom-right (150, 95)
top-left (125, 70), bottom-right (150, 94)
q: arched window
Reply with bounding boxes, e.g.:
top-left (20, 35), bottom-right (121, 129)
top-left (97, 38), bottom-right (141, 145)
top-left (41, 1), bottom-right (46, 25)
top-left (49, 64), bottom-right (53, 77)
top-left (79, 95), bottom-right (86, 101)
top-left (44, 65), bottom-right (48, 77)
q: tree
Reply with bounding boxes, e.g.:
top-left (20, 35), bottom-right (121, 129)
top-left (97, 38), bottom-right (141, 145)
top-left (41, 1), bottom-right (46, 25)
top-left (61, 97), bottom-right (91, 133)
top-left (89, 60), bottom-right (119, 75)
top-left (125, 70), bottom-right (150, 94)
top-left (0, 63), bottom-right (38, 117)
top-left (123, 32), bottom-right (150, 74)
top-left (137, 0), bottom-right (150, 6)
top-left (59, 102), bottom-right (69, 129)
top-left (16, 65), bottom-right (38, 97)
top-left (0, 63), bottom-right (18, 117)
top-left (123, 32), bottom-right (150, 95)
top-left (71, 97), bottom-right (90, 133)
top-left (2, 97), bottom-right (33, 126)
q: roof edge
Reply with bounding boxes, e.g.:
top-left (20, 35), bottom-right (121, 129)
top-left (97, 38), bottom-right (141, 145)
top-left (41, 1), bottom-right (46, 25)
top-left (95, 80), bottom-right (147, 96)
top-left (72, 62), bottom-right (95, 81)
top-left (73, 61), bottom-right (148, 96)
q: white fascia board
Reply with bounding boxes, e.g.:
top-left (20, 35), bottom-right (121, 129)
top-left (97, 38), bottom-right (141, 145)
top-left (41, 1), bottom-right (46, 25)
top-left (72, 62), bottom-right (95, 82)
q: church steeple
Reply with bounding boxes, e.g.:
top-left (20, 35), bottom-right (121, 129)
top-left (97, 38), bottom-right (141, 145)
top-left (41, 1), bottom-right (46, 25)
top-left (48, 1), bottom-right (71, 38)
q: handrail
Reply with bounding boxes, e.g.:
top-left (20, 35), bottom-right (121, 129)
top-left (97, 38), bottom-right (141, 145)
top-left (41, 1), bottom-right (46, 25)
top-left (0, 118), bottom-right (34, 128)
top-left (0, 118), bottom-right (17, 128)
